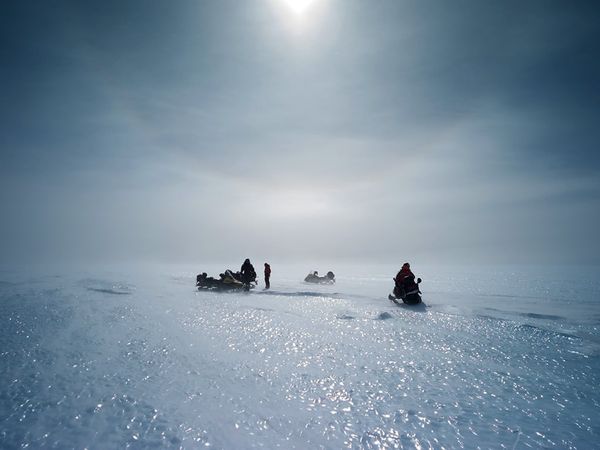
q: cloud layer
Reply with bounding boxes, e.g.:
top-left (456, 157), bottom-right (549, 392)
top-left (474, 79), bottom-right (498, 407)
top-left (1, 0), bottom-right (599, 264)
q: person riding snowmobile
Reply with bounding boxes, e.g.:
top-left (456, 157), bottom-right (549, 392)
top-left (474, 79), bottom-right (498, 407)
top-left (394, 262), bottom-right (417, 299)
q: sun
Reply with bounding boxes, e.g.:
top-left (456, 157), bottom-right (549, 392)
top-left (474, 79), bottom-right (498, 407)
top-left (282, 0), bottom-right (317, 15)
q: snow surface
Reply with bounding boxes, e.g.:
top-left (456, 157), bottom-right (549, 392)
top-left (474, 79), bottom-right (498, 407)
top-left (1, 264), bottom-right (599, 449)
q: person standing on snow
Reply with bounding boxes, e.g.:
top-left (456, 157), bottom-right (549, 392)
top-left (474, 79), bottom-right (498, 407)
top-left (240, 258), bottom-right (256, 285)
top-left (264, 263), bottom-right (271, 289)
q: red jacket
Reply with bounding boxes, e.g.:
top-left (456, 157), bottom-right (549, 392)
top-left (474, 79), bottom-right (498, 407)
top-left (395, 268), bottom-right (415, 287)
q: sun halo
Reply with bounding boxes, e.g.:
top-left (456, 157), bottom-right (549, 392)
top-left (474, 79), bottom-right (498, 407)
top-left (281, 0), bottom-right (317, 15)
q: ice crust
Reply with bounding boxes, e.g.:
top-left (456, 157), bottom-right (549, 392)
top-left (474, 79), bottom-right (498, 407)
top-left (1, 264), bottom-right (599, 449)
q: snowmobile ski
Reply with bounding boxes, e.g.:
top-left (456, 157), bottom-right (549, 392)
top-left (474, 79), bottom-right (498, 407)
top-left (389, 294), bottom-right (401, 305)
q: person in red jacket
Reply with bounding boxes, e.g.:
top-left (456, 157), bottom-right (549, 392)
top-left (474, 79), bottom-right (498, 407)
top-left (264, 263), bottom-right (271, 289)
top-left (394, 262), bottom-right (416, 298)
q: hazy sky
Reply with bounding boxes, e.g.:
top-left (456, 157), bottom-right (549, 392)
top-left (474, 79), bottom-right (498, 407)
top-left (1, 0), bottom-right (599, 265)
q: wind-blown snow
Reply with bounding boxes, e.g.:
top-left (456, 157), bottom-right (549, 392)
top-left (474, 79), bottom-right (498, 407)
top-left (1, 264), bottom-right (599, 449)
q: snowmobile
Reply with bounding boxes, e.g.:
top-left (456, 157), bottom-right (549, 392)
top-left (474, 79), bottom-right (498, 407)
top-left (389, 277), bottom-right (422, 305)
top-left (304, 271), bottom-right (335, 284)
top-left (196, 270), bottom-right (255, 292)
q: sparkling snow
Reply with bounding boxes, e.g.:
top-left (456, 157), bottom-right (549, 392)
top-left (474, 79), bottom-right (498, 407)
top-left (1, 264), bottom-right (599, 449)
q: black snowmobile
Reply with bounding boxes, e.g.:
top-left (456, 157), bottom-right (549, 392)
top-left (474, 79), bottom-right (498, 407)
top-left (304, 271), bottom-right (335, 284)
top-left (196, 270), bottom-right (254, 292)
top-left (389, 277), bottom-right (422, 305)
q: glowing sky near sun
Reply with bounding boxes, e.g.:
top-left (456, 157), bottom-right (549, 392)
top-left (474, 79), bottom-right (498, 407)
top-left (282, 0), bottom-right (317, 14)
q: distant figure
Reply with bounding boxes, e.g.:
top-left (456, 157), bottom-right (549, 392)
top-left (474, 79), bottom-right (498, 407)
top-left (394, 262), bottom-right (416, 298)
top-left (264, 263), bottom-right (271, 289)
top-left (304, 270), bottom-right (335, 284)
top-left (240, 258), bottom-right (256, 285)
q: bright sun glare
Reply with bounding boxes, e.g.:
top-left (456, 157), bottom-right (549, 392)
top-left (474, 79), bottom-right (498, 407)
top-left (282, 0), bottom-right (317, 15)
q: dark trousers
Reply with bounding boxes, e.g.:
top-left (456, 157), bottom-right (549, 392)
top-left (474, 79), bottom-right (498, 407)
top-left (265, 276), bottom-right (270, 289)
